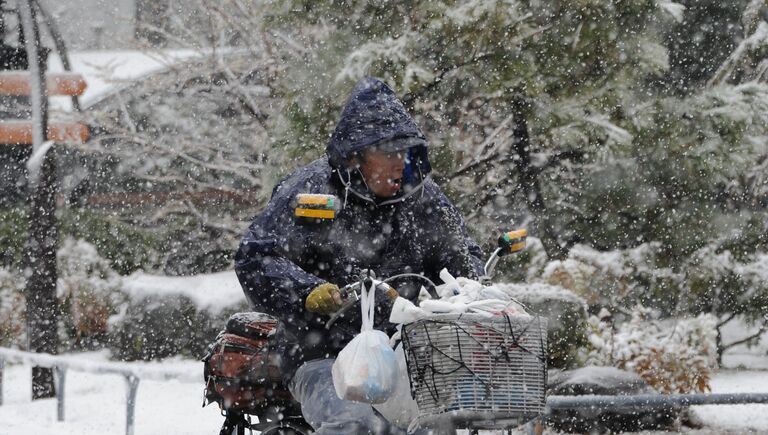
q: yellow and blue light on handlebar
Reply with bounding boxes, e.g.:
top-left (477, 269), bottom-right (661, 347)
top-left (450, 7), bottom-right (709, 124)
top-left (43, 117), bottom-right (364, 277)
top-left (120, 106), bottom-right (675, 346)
top-left (497, 229), bottom-right (527, 256)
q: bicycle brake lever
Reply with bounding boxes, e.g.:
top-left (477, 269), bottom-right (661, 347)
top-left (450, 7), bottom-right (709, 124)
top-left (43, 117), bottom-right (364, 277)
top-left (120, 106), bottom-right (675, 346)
top-left (339, 282), bottom-right (359, 302)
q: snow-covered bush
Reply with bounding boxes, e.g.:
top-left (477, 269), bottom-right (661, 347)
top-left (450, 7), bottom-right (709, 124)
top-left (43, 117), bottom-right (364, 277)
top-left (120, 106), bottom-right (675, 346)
top-left (108, 271), bottom-right (249, 361)
top-left (584, 306), bottom-right (718, 394)
top-left (0, 267), bottom-right (26, 348)
top-left (684, 243), bottom-right (768, 360)
top-left (57, 238), bottom-right (125, 349)
top-left (500, 282), bottom-right (589, 368)
top-left (523, 238), bottom-right (766, 363)
top-left (108, 295), bottom-right (247, 361)
top-left (536, 242), bottom-right (672, 310)
top-left (0, 238), bottom-right (125, 350)
top-left (59, 209), bottom-right (163, 275)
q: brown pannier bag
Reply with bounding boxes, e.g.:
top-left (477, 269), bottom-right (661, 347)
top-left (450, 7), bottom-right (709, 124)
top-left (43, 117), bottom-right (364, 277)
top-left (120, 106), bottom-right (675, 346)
top-left (203, 312), bottom-right (290, 413)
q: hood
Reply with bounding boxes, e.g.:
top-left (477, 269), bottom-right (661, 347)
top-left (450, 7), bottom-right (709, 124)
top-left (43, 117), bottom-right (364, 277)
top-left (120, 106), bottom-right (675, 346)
top-left (326, 77), bottom-right (431, 180)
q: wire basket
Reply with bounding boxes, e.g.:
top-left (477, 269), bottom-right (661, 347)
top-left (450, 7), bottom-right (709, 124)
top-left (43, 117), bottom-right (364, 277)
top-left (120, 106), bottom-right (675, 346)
top-left (402, 313), bottom-right (547, 429)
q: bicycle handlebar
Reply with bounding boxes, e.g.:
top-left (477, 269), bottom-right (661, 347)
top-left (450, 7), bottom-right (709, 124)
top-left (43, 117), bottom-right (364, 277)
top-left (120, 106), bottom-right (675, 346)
top-left (324, 273), bottom-right (438, 330)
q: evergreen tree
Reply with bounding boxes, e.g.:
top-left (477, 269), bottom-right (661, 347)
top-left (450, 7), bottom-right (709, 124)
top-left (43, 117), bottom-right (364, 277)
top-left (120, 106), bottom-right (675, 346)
top-left (261, 1), bottom-right (768, 341)
top-left (266, 0), bottom-right (687, 259)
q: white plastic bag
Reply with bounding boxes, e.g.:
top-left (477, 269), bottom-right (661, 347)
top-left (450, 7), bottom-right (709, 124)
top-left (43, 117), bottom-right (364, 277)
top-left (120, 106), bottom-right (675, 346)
top-left (332, 281), bottom-right (397, 404)
top-left (389, 296), bottom-right (428, 324)
top-left (373, 342), bottom-right (418, 428)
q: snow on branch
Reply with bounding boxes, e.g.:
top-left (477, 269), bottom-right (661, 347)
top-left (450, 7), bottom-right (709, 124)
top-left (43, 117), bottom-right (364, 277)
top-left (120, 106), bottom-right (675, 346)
top-left (443, 0), bottom-right (531, 27)
top-left (336, 33), bottom-right (433, 89)
top-left (709, 21), bottom-right (768, 87)
top-left (656, 0), bottom-right (686, 23)
top-left (742, 0), bottom-right (767, 34)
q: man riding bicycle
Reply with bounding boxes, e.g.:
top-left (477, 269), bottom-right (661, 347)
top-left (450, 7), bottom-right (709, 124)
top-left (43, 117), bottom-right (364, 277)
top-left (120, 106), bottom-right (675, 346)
top-left (234, 76), bottom-right (484, 434)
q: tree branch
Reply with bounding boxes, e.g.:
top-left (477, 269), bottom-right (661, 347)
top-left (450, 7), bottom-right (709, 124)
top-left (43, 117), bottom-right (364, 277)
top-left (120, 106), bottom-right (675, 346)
top-left (722, 318), bottom-right (767, 350)
top-left (449, 114), bottom-right (516, 178)
top-left (535, 149), bottom-right (586, 175)
top-left (717, 312), bottom-right (737, 329)
top-left (401, 52), bottom-right (494, 108)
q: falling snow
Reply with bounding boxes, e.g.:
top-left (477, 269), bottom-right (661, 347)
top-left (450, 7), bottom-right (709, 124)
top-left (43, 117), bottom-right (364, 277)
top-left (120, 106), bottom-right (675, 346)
top-left (1, 0), bottom-right (767, 433)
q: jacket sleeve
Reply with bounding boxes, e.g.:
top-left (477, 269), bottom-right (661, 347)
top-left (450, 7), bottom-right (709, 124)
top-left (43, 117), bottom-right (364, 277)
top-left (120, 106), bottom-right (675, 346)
top-left (234, 180), bottom-right (324, 323)
top-left (424, 183), bottom-right (485, 280)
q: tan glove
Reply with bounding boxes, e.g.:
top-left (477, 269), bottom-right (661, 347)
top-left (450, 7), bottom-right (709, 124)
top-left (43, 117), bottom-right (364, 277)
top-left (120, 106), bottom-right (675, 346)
top-left (305, 283), bottom-right (343, 314)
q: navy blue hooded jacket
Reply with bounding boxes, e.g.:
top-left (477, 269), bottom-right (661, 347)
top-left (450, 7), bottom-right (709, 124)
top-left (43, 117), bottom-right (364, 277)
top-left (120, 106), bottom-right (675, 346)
top-left (234, 77), bottom-right (484, 380)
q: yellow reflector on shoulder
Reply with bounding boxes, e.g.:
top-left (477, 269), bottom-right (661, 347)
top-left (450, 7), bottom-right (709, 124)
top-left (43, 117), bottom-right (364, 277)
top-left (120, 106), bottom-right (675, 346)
top-left (296, 194), bottom-right (336, 208)
top-left (295, 208), bottom-right (336, 219)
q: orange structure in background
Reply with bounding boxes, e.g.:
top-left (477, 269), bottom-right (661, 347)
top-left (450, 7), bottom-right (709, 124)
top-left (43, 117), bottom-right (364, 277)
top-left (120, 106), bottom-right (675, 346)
top-left (0, 120), bottom-right (89, 144)
top-left (0, 71), bottom-right (87, 96)
top-left (0, 71), bottom-right (89, 144)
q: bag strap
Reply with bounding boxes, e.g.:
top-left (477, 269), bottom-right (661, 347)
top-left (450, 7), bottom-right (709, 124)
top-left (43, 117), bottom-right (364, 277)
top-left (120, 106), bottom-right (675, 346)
top-left (359, 279), bottom-right (376, 331)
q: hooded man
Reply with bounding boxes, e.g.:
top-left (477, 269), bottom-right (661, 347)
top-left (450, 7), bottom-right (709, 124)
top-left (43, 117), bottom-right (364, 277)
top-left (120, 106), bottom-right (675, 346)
top-left (235, 77), bottom-right (484, 434)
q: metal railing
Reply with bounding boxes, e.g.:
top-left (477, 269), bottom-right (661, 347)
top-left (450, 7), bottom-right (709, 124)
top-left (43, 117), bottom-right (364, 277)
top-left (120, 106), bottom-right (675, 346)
top-left (546, 392), bottom-right (768, 410)
top-left (0, 347), bottom-right (199, 435)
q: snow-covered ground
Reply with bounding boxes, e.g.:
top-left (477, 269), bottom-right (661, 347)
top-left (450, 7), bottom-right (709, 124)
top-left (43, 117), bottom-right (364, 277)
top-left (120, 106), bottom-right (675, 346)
top-left (1, 354), bottom-right (222, 435)
top-left (691, 370), bottom-right (768, 433)
top-left (1, 358), bottom-right (766, 434)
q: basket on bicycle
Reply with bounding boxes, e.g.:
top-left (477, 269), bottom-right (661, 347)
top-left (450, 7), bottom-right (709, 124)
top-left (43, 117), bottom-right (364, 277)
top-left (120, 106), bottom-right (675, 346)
top-left (401, 313), bottom-right (547, 429)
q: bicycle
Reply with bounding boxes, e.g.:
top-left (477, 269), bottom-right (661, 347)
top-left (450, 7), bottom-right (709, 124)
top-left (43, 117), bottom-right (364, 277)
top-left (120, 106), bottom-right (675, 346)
top-left (205, 230), bottom-right (546, 435)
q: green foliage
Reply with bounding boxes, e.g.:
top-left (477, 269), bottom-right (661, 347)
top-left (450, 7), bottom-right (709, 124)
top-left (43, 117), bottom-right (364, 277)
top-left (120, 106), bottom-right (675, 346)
top-left (0, 208), bottom-right (27, 267)
top-left (0, 266), bottom-right (26, 348)
top-left (108, 295), bottom-right (249, 361)
top-left (0, 205), bottom-right (233, 277)
top-left (684, 245), bottom-right (768, 324)
top-left (664, 0), bottom-right (750, 92)
top-left (60, 209), bottom-right (161, 275)
top-left (155, 215), bottom-right (235, 276)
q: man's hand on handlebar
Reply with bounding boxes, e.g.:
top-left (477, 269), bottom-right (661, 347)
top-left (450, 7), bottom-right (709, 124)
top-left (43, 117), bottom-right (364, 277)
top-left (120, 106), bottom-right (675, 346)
top-left (307, 279), bottom-right (400, 315)
top-left (322, 280), bottom-right (400, 329)
top-left (305, 282), bottom-right (344, 315)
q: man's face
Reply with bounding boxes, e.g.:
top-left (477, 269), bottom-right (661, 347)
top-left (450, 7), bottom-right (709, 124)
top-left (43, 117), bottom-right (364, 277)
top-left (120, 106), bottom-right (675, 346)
top-left (356, 148), bottom-right (406, 197)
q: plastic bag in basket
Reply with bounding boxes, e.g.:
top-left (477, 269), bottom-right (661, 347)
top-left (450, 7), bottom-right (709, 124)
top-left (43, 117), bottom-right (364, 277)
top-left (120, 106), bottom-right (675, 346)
top-left (332, 281), bottom-right (397, 404)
